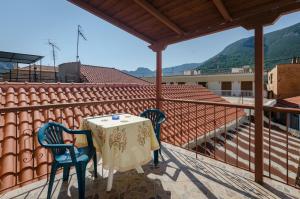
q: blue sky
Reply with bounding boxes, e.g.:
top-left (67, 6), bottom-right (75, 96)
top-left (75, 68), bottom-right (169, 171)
top-left (0, 0), bottom-right (299, 70)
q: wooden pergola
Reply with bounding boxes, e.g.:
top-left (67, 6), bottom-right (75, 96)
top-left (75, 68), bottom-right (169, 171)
top-left (68, 0), bottom-right (300, 184)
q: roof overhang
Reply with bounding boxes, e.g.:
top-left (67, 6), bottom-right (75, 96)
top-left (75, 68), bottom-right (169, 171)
top-left (68, 0), bottom-right (300, 49)
top-left (0, 51), bottom-right (43, 64)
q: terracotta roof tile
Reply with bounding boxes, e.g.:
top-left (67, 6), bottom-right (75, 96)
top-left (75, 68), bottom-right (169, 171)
top-left (0, 82), bottom-right (243, 192)
top-left (277, 96), bottom-right (300, 107)
top-left (80, 65), bottom-right (149, 84)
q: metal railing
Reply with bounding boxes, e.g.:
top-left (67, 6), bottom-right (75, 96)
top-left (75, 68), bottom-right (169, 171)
top-left (210, 90), bottom-right (254, 97)
top-left (0, 69), bottom-right (57, 83)
top-left (160, 98), bottom-right (254, 172)
top-left (264, 106), bottom-right (300, 187)
top-left (160, 98), bottom-right (300, 189)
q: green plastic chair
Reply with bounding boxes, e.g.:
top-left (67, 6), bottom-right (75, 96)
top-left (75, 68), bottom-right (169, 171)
top-left (38, 122), bottom-right (97, 199)
top-left (140, 109), bottom-right (166, 166)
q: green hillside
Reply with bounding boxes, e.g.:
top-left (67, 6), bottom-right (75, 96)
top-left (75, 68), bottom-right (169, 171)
top-left (197, 22), bottom-right (300, 72)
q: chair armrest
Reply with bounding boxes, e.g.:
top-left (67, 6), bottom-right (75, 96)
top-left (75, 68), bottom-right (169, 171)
top-left (65, 129), bottom-right (91, 135)
top-left (43, 143), bottom-right (74, 149)
top-left (51, 122), bottom-right (89, 135)
top-left (68, 130), bottom-right (95, 150)
top-left (159, 117), bottom-right (166, 124)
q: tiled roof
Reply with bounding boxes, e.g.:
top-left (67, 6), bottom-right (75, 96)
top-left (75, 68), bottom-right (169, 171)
top-left (80, 65), bottom-right (149, 84)
top-left (0, 82), bottom-right (243, 192)
top-left (277, 96), bottom-right (300, 107)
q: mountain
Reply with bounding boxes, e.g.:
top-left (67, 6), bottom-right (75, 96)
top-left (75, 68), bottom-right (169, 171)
top-left (125, 22), bottom-right (300, 77)
top-left (124, 63), bottom-right (201, 77)
top-left (162, 63), bottom-right (200, 76)
top-left (197, 22), bottom-right (300, 72)
top-left (123, 67), bottom-right (154, 77)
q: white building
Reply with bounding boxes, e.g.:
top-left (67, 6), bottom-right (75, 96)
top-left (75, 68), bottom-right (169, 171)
top-left (183, 69), bottom-right (201, 75)
top-left (142, 72), bottom-right (255, 97)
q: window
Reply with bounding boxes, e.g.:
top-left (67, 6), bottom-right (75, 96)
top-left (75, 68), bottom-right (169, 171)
top-left (198, 82), bottom-right (207, 87)
top-left (178, 82), bottom-right (186, 85)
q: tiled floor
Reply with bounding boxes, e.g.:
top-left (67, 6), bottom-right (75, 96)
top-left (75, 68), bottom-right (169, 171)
top-left (1, 142), bottom-right (300, 199)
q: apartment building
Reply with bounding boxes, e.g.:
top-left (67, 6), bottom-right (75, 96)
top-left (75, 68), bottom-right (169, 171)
top-left (267, 63), bottom-right (300, 99)
top-left (142, 72), bottom-right (254, 97)
top-left (267, 63), bottom-right (300, 131)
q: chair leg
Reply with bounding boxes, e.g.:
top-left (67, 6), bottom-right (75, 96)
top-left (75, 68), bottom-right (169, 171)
top-left (158, 141), bottom-right (162, 156)
top-left (93, 153), bottom-right (97, 178)
top-left (47, 163), bottom-right (58, 199)
top-left (154, 134), bottom-right (160, 166)
top-left (154, 150), bottom-right (159, 167)
top-left (63, 166), bottom-right (70, 182)
top-left (76, 163), bottom-right (87, 199)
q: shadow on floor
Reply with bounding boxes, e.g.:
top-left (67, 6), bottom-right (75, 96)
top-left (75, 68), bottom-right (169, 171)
top-left (262, 183), bottom-right (297, 199)
top-left (156, 145), bottom-right (288, 199)
top-left (54, 168), bottom-right (172, 199)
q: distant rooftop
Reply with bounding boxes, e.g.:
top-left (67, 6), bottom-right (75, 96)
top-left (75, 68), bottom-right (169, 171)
top-left (80, 64), bottom-right (150, 84)
top-left (278, 96), bottom-right (300, 107)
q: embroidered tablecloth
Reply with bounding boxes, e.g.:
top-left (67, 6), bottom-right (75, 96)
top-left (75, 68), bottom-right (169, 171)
top-left (76, 114), bottom-right (159, 172)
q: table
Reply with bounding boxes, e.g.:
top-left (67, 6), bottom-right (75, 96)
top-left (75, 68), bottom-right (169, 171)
top-left (76, 113), bottom-right (159, 191)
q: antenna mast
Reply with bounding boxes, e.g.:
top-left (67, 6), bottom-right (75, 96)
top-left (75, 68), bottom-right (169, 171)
top-left (76, 25), bottom-right (87, 62)
top-left (48, 40), bottom-right (60, 82)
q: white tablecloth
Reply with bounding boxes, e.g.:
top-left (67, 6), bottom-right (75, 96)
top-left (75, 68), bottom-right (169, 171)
top-left (76, 114), bottom-right (159, 172)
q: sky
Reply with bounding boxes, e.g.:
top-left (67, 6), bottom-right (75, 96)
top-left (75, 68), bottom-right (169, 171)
top-left (0, 0), bottom-right (300, 71)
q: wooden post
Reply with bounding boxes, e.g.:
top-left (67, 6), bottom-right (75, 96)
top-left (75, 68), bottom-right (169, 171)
top-left (254, 26), bottom-right (264, 184)
top-left (156, 50), bottom-right (162, 109)
top-left (150, 44), bottom-right (166, 109)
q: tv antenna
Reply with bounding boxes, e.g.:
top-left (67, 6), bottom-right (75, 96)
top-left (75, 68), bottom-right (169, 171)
top-left (76, 25), bottom-right (87, 62)
top-left (48, 40), bottom-right (60, 81)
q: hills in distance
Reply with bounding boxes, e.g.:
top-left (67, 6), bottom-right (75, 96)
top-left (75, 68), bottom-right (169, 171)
top-left (124, 22), bottom-right (300, 77)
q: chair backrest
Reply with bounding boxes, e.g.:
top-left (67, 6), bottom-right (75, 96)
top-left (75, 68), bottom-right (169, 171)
top-left (38, 122), bottom-right (67, 155)
top-left (140, 109), bottom-right (166, 134)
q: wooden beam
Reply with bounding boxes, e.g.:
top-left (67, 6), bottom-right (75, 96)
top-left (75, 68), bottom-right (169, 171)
top-left (150, 21), bottom-right (239, 48)
top-left (211, 0), bottom-right (232, 21)
top-left (241, 12), bottom-right (280, 30)
top-left (254, 26), bottom-right (264, 184)
top-left (68, 0), bottom-right (154, 44)
top-left (152, 1), bottom-right (300, 47)
top-left (134, 0), bottom-right (184, 35)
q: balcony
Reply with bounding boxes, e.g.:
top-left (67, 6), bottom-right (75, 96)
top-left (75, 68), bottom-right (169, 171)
top-left (0, 96), bottom-right (299, 198)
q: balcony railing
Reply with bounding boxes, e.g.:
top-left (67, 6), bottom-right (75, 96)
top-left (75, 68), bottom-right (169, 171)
top-left (210, 90), bottom-right (254, 98)
top-left (0, 97), bottom-right (299, 194)
top-left (160, 98), bottom-right (254, 172)
top-left (264, 106), bottom-right (300, 186)
top-left (160, 98), bottom-right (300, 189)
